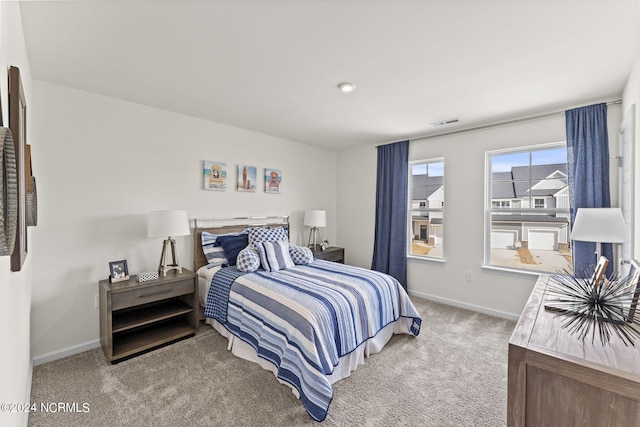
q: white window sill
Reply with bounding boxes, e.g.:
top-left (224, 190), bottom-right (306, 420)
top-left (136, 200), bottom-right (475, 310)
top-left (407, 255), bottom-right (446, 264)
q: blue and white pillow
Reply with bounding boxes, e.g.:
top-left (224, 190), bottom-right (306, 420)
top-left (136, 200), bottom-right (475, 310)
top-left (216, 233), bottom-right (249, 266)
top-left (289, 245), bottom-right (314, 265)
top-left (248, 226), bottom-right (289, 251)
top-left (258, 240), bottom-right (295, 272)
top-left (236, 246), bottom-right (261, 272)
top-left (201, 229), bottom-right (249, 266)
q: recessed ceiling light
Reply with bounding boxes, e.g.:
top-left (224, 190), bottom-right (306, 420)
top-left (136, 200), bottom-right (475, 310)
top-left (337, 82), bottom-right (355, 93)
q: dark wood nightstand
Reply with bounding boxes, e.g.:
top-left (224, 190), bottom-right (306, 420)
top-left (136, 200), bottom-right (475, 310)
top-left (99, 269), bottom-right (198, 363)
top-left (312, 246), bottom-right (344, 263)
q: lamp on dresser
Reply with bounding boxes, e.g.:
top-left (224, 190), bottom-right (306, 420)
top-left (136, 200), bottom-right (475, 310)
top-left (148, 209), bottom-right (190, 276)
top-left (304, 210), bottom-right (326, 251)
top-left (571, 207), bottom-right (627, 267)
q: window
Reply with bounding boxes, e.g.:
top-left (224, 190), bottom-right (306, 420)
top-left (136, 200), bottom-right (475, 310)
top-left (485, 144), bottom-right (571, 273)
top-left (492, 200), bottom-right (511, 208)
top-left (409, 158), bottom-right (444, 260)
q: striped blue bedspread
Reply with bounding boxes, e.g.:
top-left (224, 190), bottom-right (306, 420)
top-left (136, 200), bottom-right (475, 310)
top-left (204, 260), bottom-right (422, 421)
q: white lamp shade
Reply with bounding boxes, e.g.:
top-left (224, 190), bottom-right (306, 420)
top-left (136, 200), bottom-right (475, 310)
top-left (571, 208), bottom-right (628, 243)
top-left (148, 210), bottom-right (190, 238)
top-left (303, 210), bottom-right (326, 227)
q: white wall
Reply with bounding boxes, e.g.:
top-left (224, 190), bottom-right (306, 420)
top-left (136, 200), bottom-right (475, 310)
top-left (623, 52), bottom-right (640, 257)
top-left (338, 106), bottom-right (622, 319)
top-left (29, 80), bottom-right (338, 361)
top-left (0, 3), bottom-right (33, 427)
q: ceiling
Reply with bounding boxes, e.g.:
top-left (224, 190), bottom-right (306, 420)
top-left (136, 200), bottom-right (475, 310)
top-left (19, 0), bottom-right (640, 151)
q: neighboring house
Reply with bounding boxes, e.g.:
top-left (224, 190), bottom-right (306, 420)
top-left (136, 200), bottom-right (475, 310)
top-left (411, 175), bottom-right (444, 244)
top-left (410, 164), bottom-right (569, 250)
top-left (490, 163), bottom-right (569, 251)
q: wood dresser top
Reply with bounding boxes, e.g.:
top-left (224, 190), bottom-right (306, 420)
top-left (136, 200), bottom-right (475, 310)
top-left (510, 274), bottom-right (640, 380)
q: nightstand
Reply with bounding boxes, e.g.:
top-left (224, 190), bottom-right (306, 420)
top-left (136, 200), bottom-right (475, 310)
top-left (99, 269), bottom-right (198, 363)
top-left (312, 246), bottom-right (345, 263)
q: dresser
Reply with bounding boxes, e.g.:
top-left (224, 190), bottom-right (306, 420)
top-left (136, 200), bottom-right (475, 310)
top-left (99, 269), bottom-right (198, 363)
top-left (508, 274), bottom-right (640, 426)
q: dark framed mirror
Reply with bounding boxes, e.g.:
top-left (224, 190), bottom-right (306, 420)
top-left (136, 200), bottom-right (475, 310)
top-left (9, 66), bottom-right (27, 272)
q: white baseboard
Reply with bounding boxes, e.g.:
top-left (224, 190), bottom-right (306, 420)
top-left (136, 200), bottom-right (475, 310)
top-left (32, 339), bottom-right (100, 367)
top-left (408, 290), bottom-right (520, 322)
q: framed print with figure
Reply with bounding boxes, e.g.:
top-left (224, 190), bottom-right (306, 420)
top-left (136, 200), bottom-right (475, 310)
top-left (203, 160), bottom-right (227, 191)
top-left (264, 168), bottom-right (282, 193)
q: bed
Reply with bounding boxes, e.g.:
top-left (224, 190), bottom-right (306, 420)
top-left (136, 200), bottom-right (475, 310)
top-left (193, 217), bottom-right (422, 421)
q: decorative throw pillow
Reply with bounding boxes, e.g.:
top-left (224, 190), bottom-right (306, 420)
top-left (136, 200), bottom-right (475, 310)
top-left (236, 246), bottom-right (261, 273)
top-left (248, 226), bottom-right (289, 250)
top-left (258, 240), bottom-right (295, 272)
top-left (201, 232), bottom-right (227, 266)
top-left (216, 233), bottom-right (249, 266)
top-left (201, 229), bottom-right (248, 266)
top-left (289, 245), bottom-right (314, 265)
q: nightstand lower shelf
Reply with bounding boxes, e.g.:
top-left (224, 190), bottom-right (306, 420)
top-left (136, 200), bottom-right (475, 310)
top-left (113, 300), bottom-right (194, 333)
top-left (112, 317), bottom-right (194, 360)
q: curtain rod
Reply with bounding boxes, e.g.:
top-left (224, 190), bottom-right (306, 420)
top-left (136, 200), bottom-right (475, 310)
top-left (378, 98), bottom-right (622, 146)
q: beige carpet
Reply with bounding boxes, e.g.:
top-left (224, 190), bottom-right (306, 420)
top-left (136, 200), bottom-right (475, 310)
top-left (29, 297), bottom-right (515, 426)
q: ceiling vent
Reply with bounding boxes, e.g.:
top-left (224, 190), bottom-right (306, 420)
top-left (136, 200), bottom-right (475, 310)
top-left (430, 118), bottom-right (459, 127)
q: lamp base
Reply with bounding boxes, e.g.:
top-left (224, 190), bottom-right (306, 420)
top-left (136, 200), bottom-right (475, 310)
top-left (307, 227), bottom-right (321, 250)
top-left (158, 238), bottom-right (183, 277)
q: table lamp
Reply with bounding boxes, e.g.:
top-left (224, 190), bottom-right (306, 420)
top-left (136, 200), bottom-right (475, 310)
top-left (148, 210), bottom-right (190, 276)
top-left (304, 210), bottom-right (326, 251)
top-left (571, 207), bottom-right (628, 265)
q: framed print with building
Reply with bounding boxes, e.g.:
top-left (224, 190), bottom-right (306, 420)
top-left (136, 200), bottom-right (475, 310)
top-left (237, 165), bottom-right (257, 192)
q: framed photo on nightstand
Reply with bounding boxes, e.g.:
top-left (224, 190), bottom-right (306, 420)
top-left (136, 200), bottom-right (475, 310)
top-left (109, 259), bottom-right (130, 283)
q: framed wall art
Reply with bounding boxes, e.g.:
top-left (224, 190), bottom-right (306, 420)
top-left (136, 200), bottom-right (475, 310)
top-left (0, 127), bottom-right (17, 257)
top-left (264, 168), bottom-right (282, 193)
top-left (237, 164), bottom-right (257, 192)
top-left (9, 66), bottom-right (27, 272)
top-left (203, 160), bottom-right (227, 191)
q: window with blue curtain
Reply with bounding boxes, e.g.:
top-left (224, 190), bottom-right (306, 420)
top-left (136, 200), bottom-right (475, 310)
top-left (371, 140), bottom-right (409, 289)
top-left (566, 103), bottom-right (613, 277)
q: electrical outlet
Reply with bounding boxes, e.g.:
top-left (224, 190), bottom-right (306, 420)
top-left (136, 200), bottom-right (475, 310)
top-left (465, 271), bottom-right (473, 282)
top-left (94, 294), bottom-right (99, 309)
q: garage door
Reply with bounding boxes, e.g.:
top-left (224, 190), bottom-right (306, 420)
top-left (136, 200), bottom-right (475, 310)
top-left (491, 230), bottom-right (516, 248)
top-left (528, 230), bottom-right (557, 251)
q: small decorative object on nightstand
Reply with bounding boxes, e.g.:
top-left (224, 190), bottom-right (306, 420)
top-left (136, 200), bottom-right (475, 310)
top-left (108, 259), bottom-right (130, 283)
top-left (312, 246), bottom-right (344, 263)
top-left (137, 271), bottom-right (159, 282)
top-left (99, 269), bottom-right (198, 363)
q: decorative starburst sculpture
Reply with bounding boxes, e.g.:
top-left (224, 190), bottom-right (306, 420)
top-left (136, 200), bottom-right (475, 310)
top-left (546, 268), bottom-right (640, 347)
